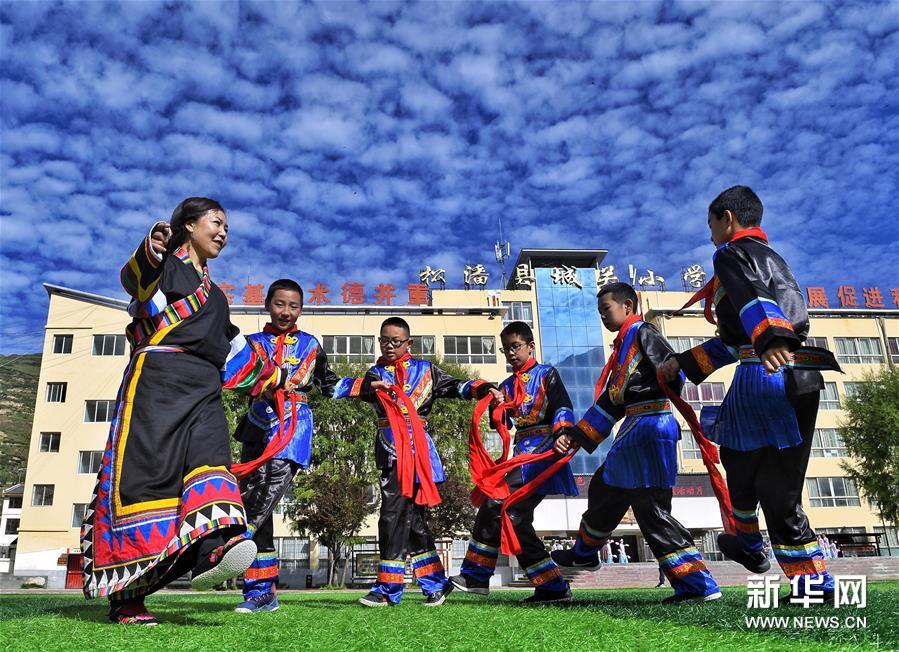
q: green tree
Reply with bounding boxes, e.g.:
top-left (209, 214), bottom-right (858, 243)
top-left (839, 366), bottom-right (899, 525)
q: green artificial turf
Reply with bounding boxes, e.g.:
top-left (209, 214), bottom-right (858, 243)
top-left (0, 584), bottom-right (895, 651)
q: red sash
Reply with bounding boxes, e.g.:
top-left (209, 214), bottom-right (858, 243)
top-left (657, 370), bottom-right (736, 534)
top-left (676, 227), bottom-right (769, 325)
top-left (467, 357), bottom-right (574, 555)
top-left (593, 313), bottom-right (643, 401)
top-left (232, 325), bottom-right (299, 479)
top-left (375, 353), bottom-right (441, 507)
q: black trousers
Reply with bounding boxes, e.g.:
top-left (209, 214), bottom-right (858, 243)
top-left (378, 464), bottom-right (437, 561)
top-left (581, 469), bottom-right (695, 560)
top-left (719, 391), bottom-right (820, 549)
top-left (470, 467), bottom-right (548, 569)
top-left (238, 456), bottom-right (299, 552)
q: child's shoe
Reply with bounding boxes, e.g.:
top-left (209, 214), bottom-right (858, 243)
top-left (522, 583), bottom-right (572, 604)
top-left (550, 548), bottom-right (602, 571)
top-left (717, 533), bottom-right (770, 574)
top-left (235, 592), bottom-right (279, 613)
top-left (449, 573), bottom-right (489, 596)
top-left (359, 592), bottom-right (392, 607)
top-left (662, 590), bottom-right (722, 604)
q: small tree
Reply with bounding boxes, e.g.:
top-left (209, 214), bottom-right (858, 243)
top-left (839, 366), bottom-right (899, 526)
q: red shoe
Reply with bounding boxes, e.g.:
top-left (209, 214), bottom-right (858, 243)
top-left (109, 598), bottom-right (159, 625)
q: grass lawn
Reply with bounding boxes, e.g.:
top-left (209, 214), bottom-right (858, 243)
top-left (1, 583), bottom-right (896, 651)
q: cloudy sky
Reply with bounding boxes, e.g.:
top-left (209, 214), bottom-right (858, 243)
top-left (1, 0), bottom-right (897, 353)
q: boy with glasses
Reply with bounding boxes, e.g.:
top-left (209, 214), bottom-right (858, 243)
top-left (450, 320), bottom-right (578, 603)
top-left (341, 317), bottom-right (501, 607)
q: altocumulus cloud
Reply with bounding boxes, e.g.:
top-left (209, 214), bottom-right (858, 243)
top-left (1, 0), bottom-right (897, 352)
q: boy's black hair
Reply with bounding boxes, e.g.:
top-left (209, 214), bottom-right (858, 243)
top-left (500, 321), bottom-right (534, 343)
top-left (381, 317), bottom-right (411, 336)
top-left (597, 282), bottom-right (638, 308)
top-left (265, 279), bottom-right (304, 307)
top-left (709, 185), bottom-right (764, 227)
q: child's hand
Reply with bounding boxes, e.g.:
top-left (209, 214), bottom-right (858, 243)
top-left (488, 388), bottom-right (504, 405)
top-left (761, 345), bottom-right (792, 374)
top-left (284, 380), bottom-right (297, 393)
top-left (150, 222), bottom-right (171, 255)
top-left (554, 434), bottom-right (578, 455)
top-left (659, 358), bottom-right (680, 382)
top-left (370, 380), bottom-right (391, 392)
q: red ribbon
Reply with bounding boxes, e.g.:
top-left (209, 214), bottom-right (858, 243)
top-left (676, 227), bottom-right (769, 325)
top-left (657, 370), bottom-right (736, 535)
top-left (233, 326), bottom-right (300, 479)
top-left (467, 358), bottom-right (575, 555)
top-left (593, 313), bottom-right (643, 401)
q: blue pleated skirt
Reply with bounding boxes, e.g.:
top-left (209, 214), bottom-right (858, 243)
top-left (515, 434), bottom-right (578, 496)
top-left (707, 361), bottom-right (801, 451)
top-left (602, 412), bottom-right (680, 489)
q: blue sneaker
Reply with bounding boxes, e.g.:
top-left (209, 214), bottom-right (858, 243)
top-left (235, 592), bottom-right (279, 613)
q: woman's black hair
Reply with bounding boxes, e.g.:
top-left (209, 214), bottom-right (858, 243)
top-left (165, 197), bottom-right (225, 255)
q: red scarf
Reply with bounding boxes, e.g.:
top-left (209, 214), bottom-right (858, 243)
top-left (657, 370), bottom-right (735, 534)
top-left (374, 353), bottom-right (441, 507)
top-left (677, 227), bottom-right (769, 324)
top-left (593, 313), bottom-right (643, 402)
top-left (467, 356), bottom-right (575, 555)
top-left (232, 324), bottom-right (299, 479)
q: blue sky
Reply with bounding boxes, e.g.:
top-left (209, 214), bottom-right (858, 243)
top-left (1, 0), bottom-right (897, 353)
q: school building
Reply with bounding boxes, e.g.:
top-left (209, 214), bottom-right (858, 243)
top-left (13, 248), bottom-right (899, 588)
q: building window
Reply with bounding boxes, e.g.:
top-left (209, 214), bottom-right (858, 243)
top-left (667, 336), bottom-right (708, 354)
top-left (873, 526), bottom-right (899, 556)
top-left (834, 337), bottom-right (884, 364)
top-left (46, 382), bottom-right (67, 403)
top-left (443, 336), bottom-right (497, 365)
top-left (806, 477), bottom-right (860, 507)
top-left (680, 429), bottom-right (702, 460)
top-left (273, 490), bottom-right (295, 516)
top-left (6, 496), bottom-right (22, 509)
top-left (84, 400), bottom-right (115, 423)
top-left (92, 334), bottom-right (126, 356)
top-left (278, 537), bottom-right (310, 571)
top-left (52, 334), bottom-right (73, 354)
top-left (888, 338), bottom-right (899, 364)
top-left (682, 382), bottom-right (725, 409)
top-left (811, 428), bottom-right (847, 458)
top-left (39, 432), bottom-right (61, 453)
top-left (820, 382), bottom-right (840, 410)
top-left (77, 450), bottom-right (103, 474)
top-left (411, 335), bottom-right (437, 360)
top-left (71, 503), bottom-right (88, 528)
top-left (318, 543), bottom-right (330, 571)
top-left (4, 518), bottom-right (19, 535)
top-left (804, 336), bottom-right (828, 349)
top-left (32, 484), bottom-right (54, 506)
top-left (843, 382), bottom-right (868, 401)
top-left (502, 301), bottom-right (534, 326)
top-left (322, 335), bottom-right (376, 362)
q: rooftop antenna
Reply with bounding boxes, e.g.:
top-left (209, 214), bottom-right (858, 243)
top-left (494, 213), bottom-right (511, 288)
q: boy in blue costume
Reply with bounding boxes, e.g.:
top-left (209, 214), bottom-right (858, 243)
top-left (450, 321), bottom-right (577, 603)
top-left (342, 317), bottom-right (500, 607)
top-left (232, 279), bottom-right (345, 613)
top-left (661, 186), bottom-right (841, 602)
top-left (553, 283), bottom-right (721, 604)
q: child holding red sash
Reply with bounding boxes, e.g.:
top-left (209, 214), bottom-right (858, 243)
top-left (660, 186), bottom-right (842, 602)
top-left (553, 283), bottom-right (721, 604)
top-left (230, 279), bottom-right (349, 614)
top-left (339, 317), bottom-right (500, 607)
top-left (450, 321), bottom-right (577, 603)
